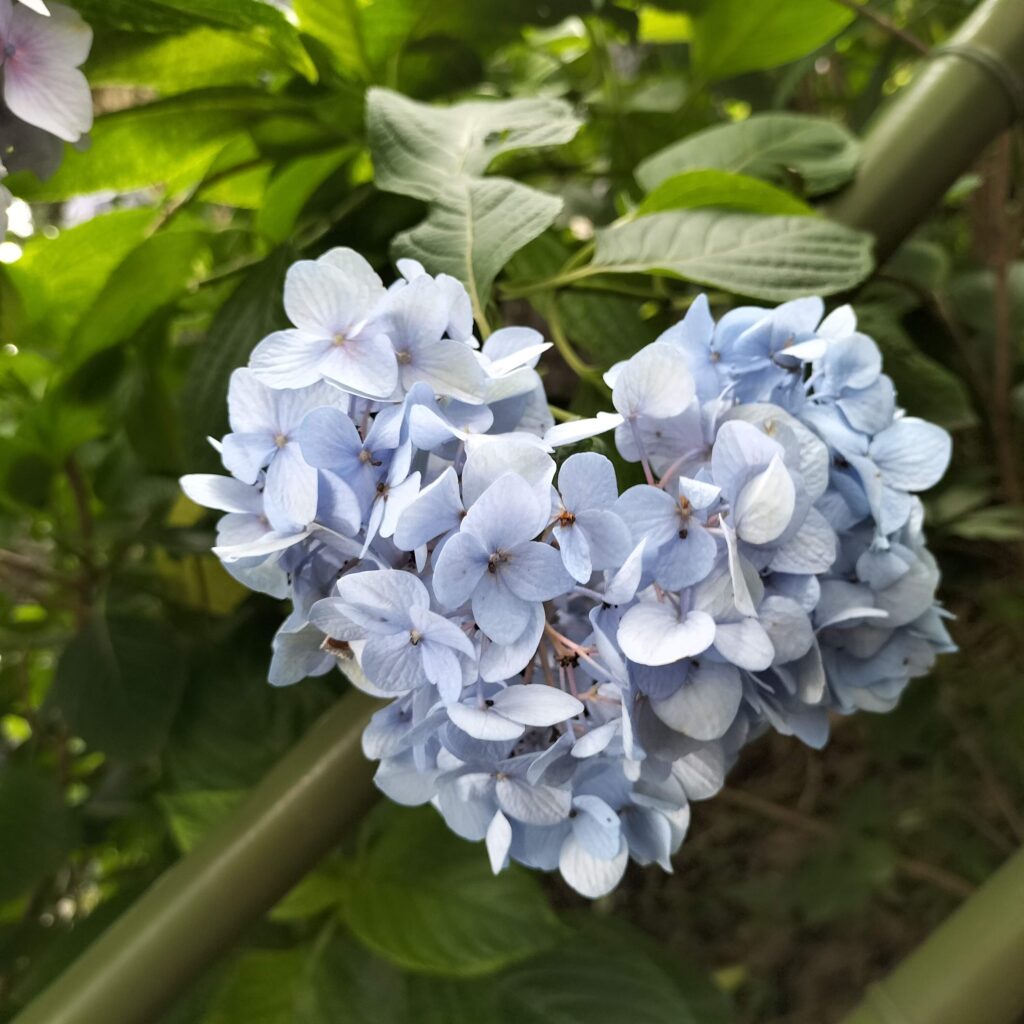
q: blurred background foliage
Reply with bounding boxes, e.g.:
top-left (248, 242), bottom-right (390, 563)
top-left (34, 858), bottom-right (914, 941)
top-left (1, 1), bottom-right (1023, 1021)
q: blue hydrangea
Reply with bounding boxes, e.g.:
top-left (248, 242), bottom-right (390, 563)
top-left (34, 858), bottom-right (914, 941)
top-left (182, 246), bottom-right (955, 899)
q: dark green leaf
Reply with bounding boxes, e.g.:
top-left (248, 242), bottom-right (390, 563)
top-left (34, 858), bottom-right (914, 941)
top-left (50, 616), bottom-right (188, 761)
top-left (160, 790), bottom-right (246, 853)
top-left (0, 766), bottom-right (77, 902)
top-left (180, 248), bottom-right (292, 468)
top-left (256, 147), bottom-right (355, 244)
top-left (342, 806), bottom-right (565, 976)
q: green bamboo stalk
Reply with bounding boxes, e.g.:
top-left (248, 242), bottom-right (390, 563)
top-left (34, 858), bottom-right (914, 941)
top-left (827, 0), bottom-right (1024, 259)
top-left (839, 845), bottom-right (1024, 1024)
top-left (11, 689), bottom-right (380, 1024)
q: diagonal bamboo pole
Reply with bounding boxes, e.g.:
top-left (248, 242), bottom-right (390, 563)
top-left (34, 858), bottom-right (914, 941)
top-left (11, 3), bottom-right (1024, 1023)
top-left (838, 845), bottom-right (1024, 1024)
top-left (827, 0), bottom-right (1024, 258)
top-left (11, 690), bottom-right (380, 1024)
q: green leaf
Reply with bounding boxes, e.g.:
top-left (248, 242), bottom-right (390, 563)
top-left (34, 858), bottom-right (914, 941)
top-left (589, 210), bottom-right (873, 301)
top-left (294, 0), bottom-right (373, 79)
top-left (393, 179), bottom-right (562, 323)
top-left (690, 0), bottom-right (853, 81)
top-left (203, 948), bottom-right (309, 1024)
top-left (635, 169), bottom-right (814, 217)
top-left (495, 920), bottom-right (728, 1024)
top-left (180, 248), bottom-right (292, 469)
top-left (947, 506), bottom-right (1024, 542)
top-left (69, 231), bottom-right (212, 365)
top-left (71, 0), bottom-right (316, 81)
top-left (341, 806), bottom-right (565, 976)
top-left (160, 790), bottom-right (245, 853)
top-left (6, 208), bottom-right (155, 342)
top-left (368, 87), bottom-right (580, 312)
top-left (50, 616), bottom-right (188, 761)
top-left (269, 860), bottom-right (348, 922)
top-left (557, 290), bottom-right (661, 366)
top-left (87, 27), bottom-right (292, 95)
top-left (854, 302), bottom-right (977, 430)
top-left (256, 147), bottom-right (355, 244)
top-left (9, 91), bottom-right (302, 202)
top-left (0, 766), bottom-right (77, 902)
top-left (636, 113), bottom-right (860, 197)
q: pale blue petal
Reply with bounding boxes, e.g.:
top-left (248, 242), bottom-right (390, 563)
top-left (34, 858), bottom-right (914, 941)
top-left (478, 604), bottom-right (545, 683)
top-left (553, 520), bottom-right (592, 582)
top-left (294, 406), bottom-right (362, 469)
top-left (249, 329), bottom-right (332, 389)
top-left (497, 776), bottom-right (572, 825)
top-left (869, 418), bottom-right (951, 492)
top-left (317, 331), bottom-right (399, 400)
top-left (308, 597), bottom-right (366, 641)
top-left (733, 454), bottom-right (795, 545)
top-left (713, 617), bottom-right (774, 670)
top-left (361, 632), bottom-right (429, 692)
top-left (502, 541), bottom-right (573, 602)
top-left (612, 342), bottom-right (695, 420)
top-left (432, 531), bottom-right (489, 609)
top-left (558, 452), bottom-right (620, 512)
top-left (614, 485), bottom-right (679, 547)
top-left (263, 441), bottom-right (318, 532)
top-left (462, 473), bottom-right (545, 552)
top-left (472, 573), bottom-right (532, 645)
top-left (180, 474), bottom-right (261, 515)
top-left (486, 810), bottom-right (512, 874)
top-left (651, 661), bottom-right (742, 740)
top-left (575, 510), bottom-right (633, 572)
top-left (221, 431), bottom-right (277, 484)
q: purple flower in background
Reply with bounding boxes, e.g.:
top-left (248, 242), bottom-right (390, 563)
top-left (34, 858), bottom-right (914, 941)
top-left (0, 0), bottom-right (92, 142)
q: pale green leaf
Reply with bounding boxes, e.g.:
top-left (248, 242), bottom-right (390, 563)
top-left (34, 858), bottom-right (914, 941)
top-left (393, 178), bottom-right (562, 324)
top-left (636, 169), bottom-right (814, 217)
top-left (590, 210), bottom-right (873, 300)
top-left (691, 0), bottom-right (854, 81)
top-left (637, 113), bottom-right (860, 197)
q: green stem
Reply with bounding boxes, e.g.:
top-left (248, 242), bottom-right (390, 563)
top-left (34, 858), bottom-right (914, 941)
top-left (838, 846), bottom-right (1024, 1024)
top-left (11, 690), bottom-right (380, 1024)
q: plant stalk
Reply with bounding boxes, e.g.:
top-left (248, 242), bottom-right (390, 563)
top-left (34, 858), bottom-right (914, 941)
top-left (826, 0), bottom-right (1024, 260)
top-left (838, 845), bottom-right (1024, 1024)
top-left (10, 689), bottom-right (380, 1024)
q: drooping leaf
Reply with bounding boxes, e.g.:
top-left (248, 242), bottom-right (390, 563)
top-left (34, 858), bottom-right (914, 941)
top-left (293, 0), bottom-right (373, 79)
top-left (87, 27), bottom-right (292, 95)
top-left (5, 208), bottom-right (155, 342)
top-left (636, 114), bottom-right (860, 197)
top-left (9, 91), bottom-right (306, 202)
top-left (0, 766), bottom-right (77, 902)
top-left (256, 147), bottom-right (355, 244)
top-left (589, 210), bottom-right (873, 300)
top-left (341, 805), bottom-right (565, 976)
top-left (635, 169), bottom-right (813, 217)
top-left (367, 87), bottom-right (580, 313)
top-left (69, 231), bottom-right (213, 365)
top-left (69, 0), bottom-right (316, 80)
top-left (690, 0), bottom-right (854, 81)
top-left (49, 616), bottom-right (188, 762)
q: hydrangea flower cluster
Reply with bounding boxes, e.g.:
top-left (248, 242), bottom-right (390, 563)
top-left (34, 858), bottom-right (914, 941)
top-left (1, 0), bottom-right (92, 233)
top-left (182, 248), bottom-right (955, 898)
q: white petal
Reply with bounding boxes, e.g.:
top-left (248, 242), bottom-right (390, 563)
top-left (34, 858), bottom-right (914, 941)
top-left (485, 811), bottom-right (512, 874)
top-left (618, 599), bottom-right (716, 666)
top-left (543, 412), bottom-right (623, 448)
top-left (651, 662), bottom-right (742, 740)
top-left (447, 703), bottom-right (525, 741)
top-left (733, 454), bottom-right (795, 545)
top-left (491, 684), bottom-right (583, 727)
top-left (612, 342), bottom-right (695, 420)
top-left (558, 833), bottom-right (628, 899)
top-left (712, 618), bottom-right (774, 671)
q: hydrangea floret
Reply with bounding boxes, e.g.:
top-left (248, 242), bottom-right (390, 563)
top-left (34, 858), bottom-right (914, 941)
top-left (182, 249), bottom-right (955, 898)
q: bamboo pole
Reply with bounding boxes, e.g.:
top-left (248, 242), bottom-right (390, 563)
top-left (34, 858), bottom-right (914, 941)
top-left (10, 690), bottom-right (380, 1024)
top-left (827, 0), bottom-right (1024, 259)
top-left (839, 845), bottom-right (1024, 1024)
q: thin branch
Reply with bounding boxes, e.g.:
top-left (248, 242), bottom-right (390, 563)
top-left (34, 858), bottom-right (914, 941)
top-left (831, 0), bottom-right (930, 55)
top-left (718, 787), bottom-right (976, 900)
